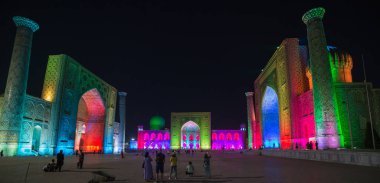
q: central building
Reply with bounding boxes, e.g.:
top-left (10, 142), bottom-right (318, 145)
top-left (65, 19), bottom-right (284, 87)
top-left (137, 112), bottom-right (246, 150)
top-left (170, 112), bottom-right (211, 150)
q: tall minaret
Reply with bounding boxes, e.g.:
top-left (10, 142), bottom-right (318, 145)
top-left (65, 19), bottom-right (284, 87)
top-left (0, 16), bottom-right (39, 156)
top-left (245, 92), bottom-right (256, 149)
top-left (118, 92), bottom-right (127, 152)
top-left (302, 8), bottom-right (340, 149)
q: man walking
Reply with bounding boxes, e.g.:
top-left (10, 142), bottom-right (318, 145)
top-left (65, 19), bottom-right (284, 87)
top-left (155, 150), bottom-right (165, 181)
top-left (56, 150), bottom-right (64, 172)
top-left (77, 150), bottom-right (85, 169)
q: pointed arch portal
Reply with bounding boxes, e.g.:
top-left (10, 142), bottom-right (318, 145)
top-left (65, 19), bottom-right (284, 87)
top-left (181, 121), bottom-right (200, 149)
top-left (75, 89), bottom-right (105, 152)
top-left (262, 86), bottom-right (280, 148)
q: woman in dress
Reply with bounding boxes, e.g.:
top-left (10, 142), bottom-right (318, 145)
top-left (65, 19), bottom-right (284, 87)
top-left (143, 152), bottom-right (153, 181)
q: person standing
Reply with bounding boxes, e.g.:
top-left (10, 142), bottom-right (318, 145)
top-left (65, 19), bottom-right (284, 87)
top-left (169, 153), bottom-right (177, 180)
top-left (77, 150), bottom-right (85, 169)
top-left (155, 150), bottom-right (165, 182)
top-left (56, 150), bottom-right (64, 172)
top-left (203, 152), bottom-right (211, 178)
top-left (315, 141), bottom-right (319, 150)
top-left (142, 152), bottom-right (153, 181)
top-left (0, 150), bottom-right (3, 157)
top-left (185, 161), bottom-right (194, 177)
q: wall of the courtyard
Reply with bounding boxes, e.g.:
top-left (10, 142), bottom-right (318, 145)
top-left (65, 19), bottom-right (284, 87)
top-left (0, 97), bottom-right (3, 110)
top-left (211, 130), bottom-right (244, 150)
top-left (297, 90), bottom-right (315, 149)
top-left (137, 130), bottom-right (171, 150)
top-left (18, 95), bottom-right (52, 155)
top-left (372, 89), bottom-right (380, 136)
top-left (261, 149), bottom-right (380, 167)
top-left (334, 83), bottom-right (372, 148)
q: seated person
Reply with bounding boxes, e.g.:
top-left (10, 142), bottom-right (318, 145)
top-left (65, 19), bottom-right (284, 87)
top-left (43, 159), bottom-right (56, 172)
top-left (185, 161), bottom-right (194, 176)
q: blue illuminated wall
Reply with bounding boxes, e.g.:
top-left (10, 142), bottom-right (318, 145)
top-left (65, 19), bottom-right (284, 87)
top-left (262, 86), bottom-right (280, 148)
top-left (129, 139), bottom-right (137, 150)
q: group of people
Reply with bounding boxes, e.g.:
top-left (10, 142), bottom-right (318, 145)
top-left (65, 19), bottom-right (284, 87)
top-left (43, 150), bottom-right (85, 172)
top-left (43, 150), bottom-right (65, 172)
top-left (142, 150), bottom-right (211, 182)
top-left (306, 141), bottom-right (318, 150)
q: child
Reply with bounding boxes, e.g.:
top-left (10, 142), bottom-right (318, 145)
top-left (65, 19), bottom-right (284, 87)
top-left (185, 161), bottom-right (194, 176)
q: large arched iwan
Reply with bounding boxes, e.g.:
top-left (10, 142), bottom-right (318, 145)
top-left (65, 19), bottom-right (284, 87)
top-left (181, 121), bottom-right (200, 150)
top-left (74, 88), bottom-right (105, 152)
top-left (262, 86), bottom-right (280, 148)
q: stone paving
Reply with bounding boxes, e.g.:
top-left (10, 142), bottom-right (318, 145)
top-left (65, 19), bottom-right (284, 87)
top-left (0, 151), bottom-right (380, 183)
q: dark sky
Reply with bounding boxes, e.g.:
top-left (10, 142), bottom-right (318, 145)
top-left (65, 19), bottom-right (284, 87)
top-left (1, 0), bottom-right (379, 139)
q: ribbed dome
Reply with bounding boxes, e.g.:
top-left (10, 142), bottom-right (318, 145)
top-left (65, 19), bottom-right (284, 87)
top-left (149, 115), bottom-right (165, 130)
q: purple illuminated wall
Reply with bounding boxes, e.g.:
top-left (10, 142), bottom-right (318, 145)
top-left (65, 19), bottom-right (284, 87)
top-left (137, 130), bottom-right (170, 150)
top-left (211, 130), bottom-right (244, 150)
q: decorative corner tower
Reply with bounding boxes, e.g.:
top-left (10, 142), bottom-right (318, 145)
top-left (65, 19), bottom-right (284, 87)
top-left (240, 123), bottom-right (247, 149)
top-left (302, 8), bottom-right (340, 149)
top-left (137, 125), bottom-right (144, 149)
top-left (118, 92), bottom-right (127, 152)
top-left (245, 92), bottom-right (256, 149)
top-left (0, 16), bottom-right (39, 156)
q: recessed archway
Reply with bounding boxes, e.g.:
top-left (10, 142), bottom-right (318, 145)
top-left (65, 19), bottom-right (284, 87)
top-left (32, 126), bottom-right (42, 152)
top-left (262, 86), bottom-right (280, 148)
top-left (181, 121), bottom-right (200, 149)
top-left (75, 88), bottom-right (105, 152)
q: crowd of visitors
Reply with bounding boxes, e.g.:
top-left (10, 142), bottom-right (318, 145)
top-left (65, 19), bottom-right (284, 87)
top-left (142, 149), bottom-right (212, 181)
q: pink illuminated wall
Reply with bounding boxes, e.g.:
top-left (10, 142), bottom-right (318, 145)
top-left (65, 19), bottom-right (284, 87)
top-left (295, 90), bottom-right (316, 149)
top-left (137, 130), bottom-right (171, 150)
top-left (211, 130), bottom-right (244, 150)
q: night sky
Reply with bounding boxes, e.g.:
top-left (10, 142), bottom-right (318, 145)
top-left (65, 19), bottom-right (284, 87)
top-left (1, 0), bottom-right (379, 139)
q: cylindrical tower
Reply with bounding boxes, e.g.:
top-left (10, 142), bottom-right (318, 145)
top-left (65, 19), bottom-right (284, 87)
top-left (0, 16), bottom-right (39, 156)
top-left (245, 92), bottom-right (256, 149)
top-left (118, 92), bottom-right (127, 152)
top-left (302, 8), bottom-right (340, 149)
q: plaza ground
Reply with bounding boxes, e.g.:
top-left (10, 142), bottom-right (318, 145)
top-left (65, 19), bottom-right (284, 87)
top-left (0, 151), bottom-right (380, 183)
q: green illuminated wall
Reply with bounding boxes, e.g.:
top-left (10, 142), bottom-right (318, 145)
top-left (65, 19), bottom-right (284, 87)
top-left (334, 83), bottom-right (376, 148)
top-left (170, 112), bottom-right (211, 150)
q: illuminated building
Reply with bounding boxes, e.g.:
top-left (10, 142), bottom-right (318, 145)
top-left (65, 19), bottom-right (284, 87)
top-left (0, 16), bottom-right (121, 156)
top-left (137, 112), bottom-right (246, 150)
top-left (247, 7), bottom-right (380, 150)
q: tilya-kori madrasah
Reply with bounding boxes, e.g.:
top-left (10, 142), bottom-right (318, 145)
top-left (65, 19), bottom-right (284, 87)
top-left (1, 7), bottom-right (380, 156)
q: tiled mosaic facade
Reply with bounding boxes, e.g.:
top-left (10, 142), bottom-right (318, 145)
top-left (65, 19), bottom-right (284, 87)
top-left (0, 16), bottom-right (118, 156)
top-left (250, 8), bottom-right (380, 150)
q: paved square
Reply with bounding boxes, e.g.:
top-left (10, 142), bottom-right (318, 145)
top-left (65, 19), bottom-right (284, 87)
top-left (1, 151), bottom-right (379, 183)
